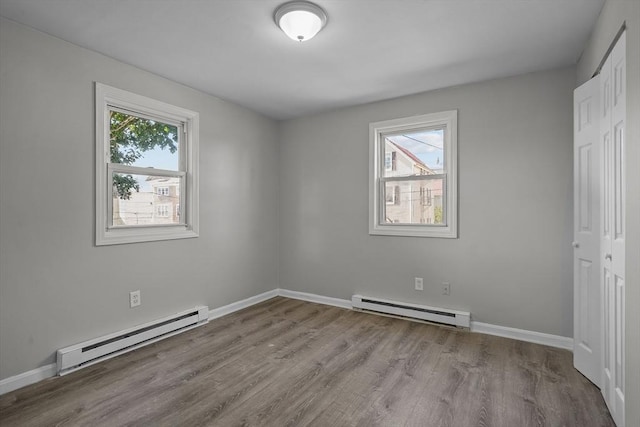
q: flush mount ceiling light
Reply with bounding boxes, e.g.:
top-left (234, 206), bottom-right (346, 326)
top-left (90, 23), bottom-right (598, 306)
top-left (274, 1), bottom-right (327, 42)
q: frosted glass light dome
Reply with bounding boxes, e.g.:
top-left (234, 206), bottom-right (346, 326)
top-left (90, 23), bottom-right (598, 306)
top-left (274, 1), bottom-right (327, 42)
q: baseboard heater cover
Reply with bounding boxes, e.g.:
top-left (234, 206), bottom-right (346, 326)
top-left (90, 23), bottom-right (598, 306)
top-left (352, 295), bottom-right (470, 328)
top-left (57, 306), bottom-right (208, 376)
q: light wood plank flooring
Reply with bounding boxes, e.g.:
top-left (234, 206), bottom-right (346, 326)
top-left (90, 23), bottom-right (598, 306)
top-left (0, 297), bottom-right (614, 426)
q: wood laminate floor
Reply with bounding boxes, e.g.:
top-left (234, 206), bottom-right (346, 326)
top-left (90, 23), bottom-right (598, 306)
top-left (0, 297), bottom-right (614, 426)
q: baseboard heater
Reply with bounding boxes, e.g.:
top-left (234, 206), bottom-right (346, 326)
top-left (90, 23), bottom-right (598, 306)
top-left (57, 306), bottom-right (209, 376)
top-left (352, 295), bottom-right (470, 329)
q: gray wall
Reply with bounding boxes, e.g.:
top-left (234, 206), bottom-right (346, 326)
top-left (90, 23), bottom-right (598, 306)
top-left (3, 8), bottom-right (632, 415)
top-left (577, 2), bottom-right (640, 425)
top-left (279, 67), bottom-right (576, 337)
top-left (0, 18), bottom-right (280, 379)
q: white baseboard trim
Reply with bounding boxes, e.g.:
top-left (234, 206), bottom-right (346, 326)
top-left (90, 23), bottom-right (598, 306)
top-left (208, 289), bottom-right (279, 320)
top-left (0, 363), bottom-right (56, 396)
top-left (277, 288), bottom-right (352, 309)
top-left (471, 321), bottom-right (573, 350)
top-left (0, 290), bottom-right (279, 397)
top-left (1, 288), bottom-right (573, 396)
top-left (273, 290), bottom-right (572, 351)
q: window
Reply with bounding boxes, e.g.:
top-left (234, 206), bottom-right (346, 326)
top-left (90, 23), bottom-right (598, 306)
top-left (156, 204), bottom-right (170, 218)
top-left (95, 83), bottom-right (199, 245)
top-left (384, 151), bottom-right (397, 172)
top-left (385, 185), bottom-right (401, 205)
top-left (420, 187), bottom-right (432, 206)
top-left (369, 110), bottom-right (457, 238)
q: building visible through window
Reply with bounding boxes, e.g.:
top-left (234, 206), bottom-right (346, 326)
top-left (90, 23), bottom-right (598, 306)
top-left (96, 83), bottom-right (199, 245)
top-left (369, 110), bottom-right (457, 238)
top-left (381, 137), bottom-right (443, 225)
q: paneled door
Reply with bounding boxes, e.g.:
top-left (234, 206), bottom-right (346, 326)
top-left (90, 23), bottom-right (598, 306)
top-left (573, 74), bottom-right (601, 387)
top-left (600, 31), bottom-right (626, 427)
top-left (573, 30), bottom-right (626, 427)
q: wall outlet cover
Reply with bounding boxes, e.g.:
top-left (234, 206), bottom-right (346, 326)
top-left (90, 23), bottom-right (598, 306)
top-left (442, 282), bottom-right (450, 295)
top-left (130, 290), bottom-right (141, 308)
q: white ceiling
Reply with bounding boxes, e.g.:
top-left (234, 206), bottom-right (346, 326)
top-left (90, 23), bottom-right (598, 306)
top-left (0, 0), bottom-right (604, 120)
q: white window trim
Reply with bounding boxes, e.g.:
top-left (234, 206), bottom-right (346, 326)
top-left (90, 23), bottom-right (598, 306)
top-left (369, 110), bottom-right (458, 238)
top-left (95, 82), bottom-right (199, 246)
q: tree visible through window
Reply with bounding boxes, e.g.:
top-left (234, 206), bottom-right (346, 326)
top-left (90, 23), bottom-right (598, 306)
top-left (110, 112), bottom-right (178, 200)
top-left (109, 110), bottom-right (182, 227)
top-left (96, 83), bottom-right (199, 246)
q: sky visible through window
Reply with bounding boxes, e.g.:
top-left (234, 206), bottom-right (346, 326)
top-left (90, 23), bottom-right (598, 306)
top-left (129, 145), bottom-right (178, 171)
top-left (131, 146), bottom-right (178, 192)
top-left (110, 110), bottom-right (179, 194)
top-left (386, 128), bottom-right (444, 171)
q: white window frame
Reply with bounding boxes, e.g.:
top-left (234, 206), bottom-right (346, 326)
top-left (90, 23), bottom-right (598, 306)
top-left (369, 110), bottom-right (457, 238)
top-left (156, 186), bottom-right (170, 196)
top-left (96, 83), bottom-right (199, 245)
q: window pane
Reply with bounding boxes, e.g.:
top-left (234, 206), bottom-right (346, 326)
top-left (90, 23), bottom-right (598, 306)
top-left (110, 110), bottom-right (180, 171)
top-left (383, 128), bottom-right (444, 178)
top-left (382, 178), bottom-right (445, 225)
top-left (112, 172), bottom-right (181, 227)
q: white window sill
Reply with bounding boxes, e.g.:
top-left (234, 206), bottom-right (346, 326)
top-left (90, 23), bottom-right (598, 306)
top-left (96, 227), bottom-right (198, 246)
top-left (369, 224), bottom-right (457, 239)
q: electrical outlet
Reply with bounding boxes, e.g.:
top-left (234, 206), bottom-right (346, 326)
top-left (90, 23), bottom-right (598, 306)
top-left (442, 282), bottom-right (450, 295)
top-left (130, 290), bottom-right (141, 308)
top-left (414, 277), bottom-right (424, 291)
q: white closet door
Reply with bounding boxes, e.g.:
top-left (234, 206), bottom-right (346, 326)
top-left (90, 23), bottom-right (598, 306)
top-left (601, 31), bottom-right (626, 427)
top-left (573, 75), bottom-right (601, 387)
top-left (574, 30), bottom-right (626, 427)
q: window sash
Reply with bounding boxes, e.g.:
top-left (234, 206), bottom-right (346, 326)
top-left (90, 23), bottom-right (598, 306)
top-left (379, 173), bottom-right (445, 183)
top-left (379, 176), bottom-right (447, 227)
top-left (379, 126), bottom-right (446, 179)
top-left (108, 105), bottom-right (184, 127)
top-left (107, 105), bottom-right (186, 172)
top-left (107, 163), bottom-right (186, 229)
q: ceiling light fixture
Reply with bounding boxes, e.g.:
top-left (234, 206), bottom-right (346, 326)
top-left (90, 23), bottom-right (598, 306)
top-left (274, 1), bottom-right (327, 42)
